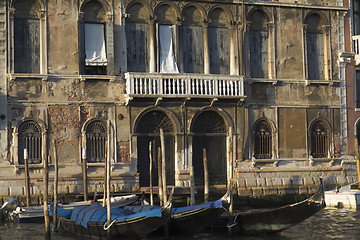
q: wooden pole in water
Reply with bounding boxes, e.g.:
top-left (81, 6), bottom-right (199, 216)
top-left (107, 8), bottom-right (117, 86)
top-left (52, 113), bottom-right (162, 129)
top-left (43, 155), bottom-right (50, 239)
top-left (190, 165), bottom-right (195, 205)
top-left (149, 141), bottom-right (154, 205)
top-left (103, 149), bottom-right (107, 208)
top-left (203, 148), bottom-right (209, 202)
top-left (355, 137), bottom-right (360, 183)
top-left (24, 148), bottom-right (30, 207)
top-left (160, 129), bottom-right (167, 204)
top-left (157, 146), bottom-right (163, 206)
top-left (53, 140), bottom-right (58, 230)
top-left (106, 120), bottom-right (111, 238)
top-left (82, 148), bottom-right (88, 201)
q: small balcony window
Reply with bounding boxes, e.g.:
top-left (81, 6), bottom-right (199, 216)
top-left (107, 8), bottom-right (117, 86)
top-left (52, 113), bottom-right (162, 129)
top-left (253, 120), bottom-right (272, 159)
top-left (310, 121), bottom-right (328, 158)
top-left (86, 121), bottom-right (107, 163)
top-left (18, 121), bottom-right (42, 164)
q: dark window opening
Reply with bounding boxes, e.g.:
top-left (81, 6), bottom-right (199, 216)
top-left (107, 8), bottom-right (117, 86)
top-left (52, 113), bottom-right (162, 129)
top-left (354, 0), bottom-right (360, 35)
top-left (86, 121), bottom-right (107, 163)
top-left (18, 121), bottom-right (42, 164)
top-left (135, 110), bottom-right (174, 133)
top-left (310, 121), bottom-right (328, 158)
top-left (253, 120), bottom-right (272, 159)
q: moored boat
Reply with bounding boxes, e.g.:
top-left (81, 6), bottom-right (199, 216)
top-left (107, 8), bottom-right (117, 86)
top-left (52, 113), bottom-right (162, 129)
top-left (52, 197), bottom-right (173, 239)
top-left (9, 194), bottom-right (138, 222)
top-left (168, 190), bottom-right (231, 236)
top-left (226, 185), bottom-right (325, 234)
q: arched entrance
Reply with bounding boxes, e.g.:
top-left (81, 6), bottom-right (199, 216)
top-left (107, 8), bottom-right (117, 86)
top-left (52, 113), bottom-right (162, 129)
top-left (135, 110), bottom-right (175, 187)
top-left (192, 110), bottom-right (227, 185)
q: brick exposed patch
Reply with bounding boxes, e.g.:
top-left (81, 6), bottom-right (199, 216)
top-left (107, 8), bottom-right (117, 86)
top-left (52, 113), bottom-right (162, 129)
top-left (49, 105), bottom-right (80, 163)
top-left (118, 141), bottom-right (130, 162)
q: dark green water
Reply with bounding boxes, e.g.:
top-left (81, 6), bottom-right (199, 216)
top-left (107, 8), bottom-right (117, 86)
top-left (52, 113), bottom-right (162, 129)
top-left (0, 208), bottom-right (359, 240)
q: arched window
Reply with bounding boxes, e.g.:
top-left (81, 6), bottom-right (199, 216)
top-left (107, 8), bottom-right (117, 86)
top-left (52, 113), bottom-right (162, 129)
top-left (181, 6), bottom-right (204, 73)
top-left (305, 13), bottom-right (325, 80)
top-left (310, 120), bottom-right (328, 158)
top-left (253, 120), bottom-right (272, 159)
top-left (192, 111), bottom-right (226, 133)
top-left (86, 120), bottom-right (107, 163)
top-left (248, 10), bottom-right (268, 78)
top-left (136, 110), bottom-right (174, 133)
top-left (13, 0), bottom-right (41, 73)
top-left (81, 0), bottom-right (108, 75)
top-left (126, 3), bottom-right (149, 72)
top-left (208, 8), bottom-right (230, 75)
top-left (18, 121), bottom-right (42, 164)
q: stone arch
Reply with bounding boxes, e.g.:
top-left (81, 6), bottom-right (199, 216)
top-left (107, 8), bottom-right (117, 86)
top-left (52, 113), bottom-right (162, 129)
top-left (253, 118), bottom-right (274, 159)
top-left (80, 0), bottom-right (112, 18)
top-left (16, 118), bottom-right (47, 165)
top-left (208, 6), bottom-right (232, 27)
top-left (309, 118), bottom-right (331, 158)
top-left (154, 3), bottom-right (180, 24)
top-left (125, 1), bottom-right (153, 23)
top-left (134, 108), bottom-right (178, 187)
top-left (304, 11), bottom-right (328, 31)
top-left (181, 4), bottom-right (207, 25)
top-left (191, 109), bottom-right (231, 186)
top-left (11, 0), bottom-right (45, 17)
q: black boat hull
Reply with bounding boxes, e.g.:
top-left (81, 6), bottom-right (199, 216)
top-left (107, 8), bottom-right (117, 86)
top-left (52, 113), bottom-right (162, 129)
top-left (57, 202), bottom-right (172, 239)
top-left (228, 186), bottom-right (325, 234)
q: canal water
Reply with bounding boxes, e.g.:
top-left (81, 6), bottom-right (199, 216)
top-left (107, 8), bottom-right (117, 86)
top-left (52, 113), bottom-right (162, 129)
top-left (0, 207), bottom-right (359, 240)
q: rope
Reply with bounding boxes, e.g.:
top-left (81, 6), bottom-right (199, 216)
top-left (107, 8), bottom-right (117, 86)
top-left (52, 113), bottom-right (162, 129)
top-left (103, 219), bottom-right (117, 231)
top-left (227, 212), bottom-right (239, 228)
top-left (52, 221), bottom-right (60, 232)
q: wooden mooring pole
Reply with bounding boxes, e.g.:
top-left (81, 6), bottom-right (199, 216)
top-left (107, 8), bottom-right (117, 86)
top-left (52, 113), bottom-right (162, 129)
top-left (53, 140), bottom-right (58, 231)
top-left (149, 141), bottom-right (154, 205)
top-left (203, 148), bottom-right (209, 202)
top-left (160, 129), bottom-right (167, 204)
top-left (106, 120), bottom-right (111, 239)
top-left (82, 148), bottom-right (88, 201)
top-left (157, 146), bottom-right (163, 206)
top-left (355, 137), bottom-right (360, 183)
top-left (24, 148), bottom-right (30, 207)
top-left (43, 155), bottom-right (50, 239)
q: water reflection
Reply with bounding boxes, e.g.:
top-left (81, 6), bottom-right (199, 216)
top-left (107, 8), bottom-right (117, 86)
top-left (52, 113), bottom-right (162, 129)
top-left (1, 208), bottom-right (360, 240)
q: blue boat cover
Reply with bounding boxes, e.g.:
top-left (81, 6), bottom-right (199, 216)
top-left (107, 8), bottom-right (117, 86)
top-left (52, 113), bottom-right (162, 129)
top-left (172, 198), bottom-right (223, 214)
top-left (50, 202), bottom-right (162, 228)
top-left (50, 202), bottom-right (73, 219)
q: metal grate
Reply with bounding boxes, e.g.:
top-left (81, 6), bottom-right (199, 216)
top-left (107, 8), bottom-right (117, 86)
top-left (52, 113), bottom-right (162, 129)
top-left (86, 121), bottom-right (107, 163)
top-left (311, 121), bottom-right (328, 158)
top-left (253, 120), bottom-right (272, 159)
top-left (18, 121), bottom-right (42, 164)
top-left (193, 111), bottom-right (226, 133)
top-left (135, 110), bottom-right (174, 133)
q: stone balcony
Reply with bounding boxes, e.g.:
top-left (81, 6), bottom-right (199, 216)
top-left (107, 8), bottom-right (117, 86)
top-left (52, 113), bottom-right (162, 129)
top-left (125, 72), bottom-right (245, 101)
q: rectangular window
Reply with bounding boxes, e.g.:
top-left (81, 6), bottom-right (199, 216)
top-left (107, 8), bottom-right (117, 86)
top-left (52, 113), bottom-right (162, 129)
top-left (209, 27), bottom-right (229, 75)
top-left (159, 25), bottom-right (179, 73)
top-left (354, 0), bottom-right (360, 35)
top-left (84, 23), bottom-right (107, 74)
top-left (181, 25), bottom-right (204, 74)
top-left (356, 70), bottom-right (360, 108)
top-left (126, 22), bottom-right (149, 72)
top-left (306, 33), bottom-right (324, 80)
top-left (14, 18), bottom-right (40, 73)
top-left (249, 30), bottom-right (268, 78)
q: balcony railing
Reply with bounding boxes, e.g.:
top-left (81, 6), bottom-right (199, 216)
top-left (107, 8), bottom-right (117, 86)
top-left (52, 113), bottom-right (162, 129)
top-left (353, 35), bottom-right (360, 65)
top-left (125, 72), bottom-right (245, 99)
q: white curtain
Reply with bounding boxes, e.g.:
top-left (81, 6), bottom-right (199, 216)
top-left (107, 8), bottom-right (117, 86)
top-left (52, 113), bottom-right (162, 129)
top-left (85, 23), bottom-right (107, 66)
top-left (159, 25), bottom-right (179, 73)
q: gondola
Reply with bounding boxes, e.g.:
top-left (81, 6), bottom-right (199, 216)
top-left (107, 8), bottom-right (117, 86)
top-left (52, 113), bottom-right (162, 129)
top-left (51, 197), bottom-right (173, 239)
top-left (227, 185), bottom-right (325, 234)
top-left (8, 194), bottom-right (138, 222)
top-left (148, 189), bottom-right (231, 236)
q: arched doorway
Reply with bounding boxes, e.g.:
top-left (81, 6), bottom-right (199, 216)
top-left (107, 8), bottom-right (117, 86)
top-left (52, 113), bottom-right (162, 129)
top-left (192, 110), bottom-right (227, 185)
top-left (135, 110), bottom-right (175, 187)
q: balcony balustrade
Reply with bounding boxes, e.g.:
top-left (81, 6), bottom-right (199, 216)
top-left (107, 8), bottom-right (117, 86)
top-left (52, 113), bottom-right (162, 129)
top-left (125, 72), bottom-right (245, 99)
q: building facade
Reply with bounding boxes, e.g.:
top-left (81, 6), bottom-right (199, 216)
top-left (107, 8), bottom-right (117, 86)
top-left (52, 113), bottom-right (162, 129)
top-left (0, 0), bottom-right (354, 199)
